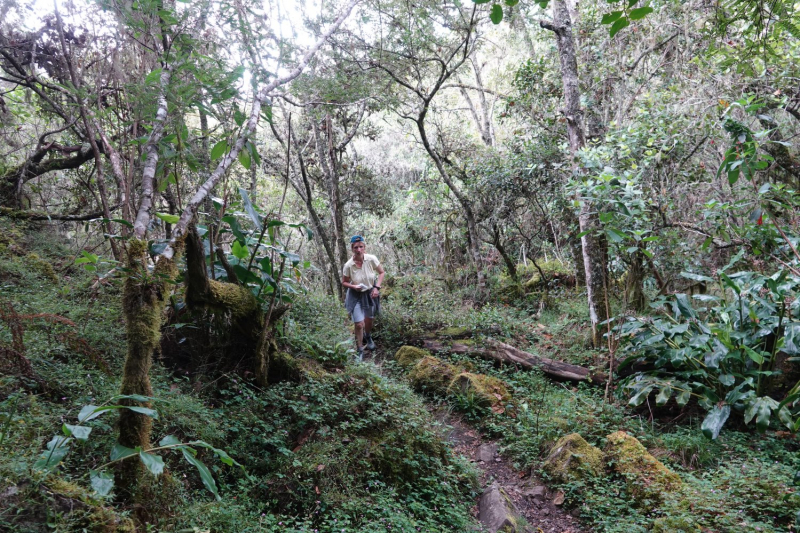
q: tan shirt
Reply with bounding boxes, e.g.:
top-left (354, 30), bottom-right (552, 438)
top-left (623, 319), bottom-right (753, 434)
top-left (342, 254), bottom-right (380, 290)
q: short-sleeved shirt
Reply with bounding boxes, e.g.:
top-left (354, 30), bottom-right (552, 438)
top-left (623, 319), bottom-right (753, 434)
top-left (342, 254), bottom-right (380, 290)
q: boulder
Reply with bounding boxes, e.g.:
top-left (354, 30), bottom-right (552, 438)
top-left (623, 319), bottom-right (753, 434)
top-left (543, 433), bottom-right (604, 483)
top-left (477, 442), bottom-right (497, 462)
top-left (395, 346), bottom-right (430, 368)
top-left (604, 430), bottom-right (682, 503)
top-left (479, 483), bottom-right (520, 533)
top-left (448, 372), bottom-right (511, 412)
top-left (408, 356), bottom-right (459, 393)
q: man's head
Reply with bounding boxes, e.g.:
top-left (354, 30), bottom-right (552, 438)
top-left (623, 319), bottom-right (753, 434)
top-left (350, 235), bottom-right (365, 252)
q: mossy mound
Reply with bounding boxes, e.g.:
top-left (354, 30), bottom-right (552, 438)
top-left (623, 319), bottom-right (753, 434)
top-left (438, 326), bottom-right (470, 338)
top-left (268, 351), bottom-right (301, 382)
top-left (448, 372), bottom-right (511, 411)
top-left (26, 252), bottom-right (59, 282)
top-left (395, 345), bottom-right (430, 368)
top-left (650, 516), bottom-right (697, 532)
top-left (543, 433), bottom-right (604, 483)
top-left (604, 430), bottom-right (682, 503)
top-left (46, 478), bottom-right (136, 532)
top-left (408, 355), bottom-right (459, 393)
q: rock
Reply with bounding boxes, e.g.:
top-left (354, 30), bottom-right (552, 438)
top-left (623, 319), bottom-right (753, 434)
top-left (477, 442), bottom-right (498, 462)
top-left (604, 431), bottom-right (682, 504)
top-left (408, 356), bottom-right (459, 393)
top-left (553, 490), bottom-right (565, 506)
top-left (447, 372), bottom-right (512, 412)
top-left (394, 346), bottom-right (430, 368)
top-left (479, 483), bottom-right (520, 533)
top-left (542, 433), bottom-right (604, 483)
top-left (571, 507), bottom-right (581, 518)
top-left (521, 485), bottom-right (547, 501)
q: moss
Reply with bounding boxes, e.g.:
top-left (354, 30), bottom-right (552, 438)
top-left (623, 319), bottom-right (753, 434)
top-left (439, 326), bottom-right (470, 338)
top-left (543, 433), bottom-right (604, 483)
top-left (604, 430), bottom-right (682, 503)
top-left (395, 346), bottom-right (430, 368)
top-left (408, 355), bottom-right (459, 393)
top-left (298, 358), bottom-right (328, 380)
top-left (268, 351), bottom-right (301, 383)
top-left (47, 478), bottom-right (136, 532)
top-left (448, 372), bottom-right (511, 410)
top-left (26, 252), bottom-right (58, 282)
top-left (650, 516), bottom-right (697, 532)
top-left (207, 279), bottom-right (260, 320)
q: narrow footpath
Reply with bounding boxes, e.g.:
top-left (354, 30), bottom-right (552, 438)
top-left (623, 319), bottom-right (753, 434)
top-left (368, 346), bottom-right (584, 533)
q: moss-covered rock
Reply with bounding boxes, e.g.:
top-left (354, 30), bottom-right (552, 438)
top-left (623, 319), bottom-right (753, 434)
top-left (650, 516), bottom-right (697, 532)
top-left (543, 433), bottom-right (604, 483)
top-left (395, 345), bottom-right (430, 368)
top-left (408, 355), bottom-right (459, 393)
top-left (448, 372), bottom-right (511, 411)
top-left (604, 430), bottom-right (682, 503)
top-left (26, 252), bottom-right (58, 282)
top-left (46, 478), bottom-right (137, 532)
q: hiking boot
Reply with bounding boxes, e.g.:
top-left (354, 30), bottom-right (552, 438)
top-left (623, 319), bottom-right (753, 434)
top-left (356, 348), bottom-right (364, 362)
top-left (365, 334), bottom-right (376, 351)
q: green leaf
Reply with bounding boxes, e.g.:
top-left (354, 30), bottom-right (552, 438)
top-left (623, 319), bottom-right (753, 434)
top-left (655, 384), bottom-right (672, 406)
top-left (490, 4), bottom-right (503, 23)
top-left (34, 436), bottom-right (71, 470)
top-left (629, 6), bottom-right (653, 20)
top-left (155, 212), bottom-right (179, 225)
top-left (139, 450), bottom-right (165, 476)
top-left (504, 0), bottom-right (519, 5)
top-left (605, 228), bottom-right (626, 243)
top-left (238, 188), bottom-right (262, 228)
top-left (702, 404), bottom-right (731, 439)
top-left (744, 396), bottom-right (779, 431)
top-left (744, 345), bottom-right (765, 365)
top-left (232, 240), bottom-right (249, 260)
top-left (601, 10), bottom-right (623, 24)
top-left (609, 17), bottom-right (629, 37)
top-left (180, 447), bottom-right (220, 500)
top-left (159, 435), bottom-right (182, 447)
top-left (110, 443), bottom-right (138, 461)
top-left (673, 293), bottom-right (696, 319)
top-left (90, 470), bottom-right (114, 496)
top-left (78, 405), bottom-right (108, 422)
top-left (238, 148), bottom-right (251, 169)
top-left (676, 388), bottom-right (691, 407)
top-left (472, 0), bottom-right (491, 4)
top-left (211, 140), bottom-right (228, 161)
top-left (63, 424), bottom-right (92, 440)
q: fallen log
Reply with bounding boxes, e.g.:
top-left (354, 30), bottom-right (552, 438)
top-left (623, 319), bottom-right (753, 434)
top-left (422, 338), bottom-right (606, 385)
top-left (485, 339), bottom-right (607, 384)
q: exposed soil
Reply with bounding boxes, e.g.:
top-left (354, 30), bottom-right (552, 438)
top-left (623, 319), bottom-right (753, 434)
top-left (369, 346), bottom-right (584, 533)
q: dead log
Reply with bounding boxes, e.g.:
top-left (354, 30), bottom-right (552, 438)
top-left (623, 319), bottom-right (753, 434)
top-left (422, 337), bottom-right (606, 385)
top-left (485, 339), bottom-right (607, 384)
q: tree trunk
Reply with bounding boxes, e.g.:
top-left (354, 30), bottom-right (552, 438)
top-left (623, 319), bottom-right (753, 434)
top-left (541, 0), bottom-right (608, 347)
top-left (117, 238), bottom-right (181, 491)
top-left (625, 248), bottom-right (647, 312)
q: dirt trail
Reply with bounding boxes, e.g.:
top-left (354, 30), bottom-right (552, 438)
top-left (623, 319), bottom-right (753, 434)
top-left (368, 347), bottom-right (584, 533)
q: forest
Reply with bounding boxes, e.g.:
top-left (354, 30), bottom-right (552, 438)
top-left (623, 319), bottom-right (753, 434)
top-left (1, 0), bottom-right (800, 530)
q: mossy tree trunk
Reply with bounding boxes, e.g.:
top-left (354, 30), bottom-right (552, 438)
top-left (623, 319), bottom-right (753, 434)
top-left (625, 248), bottom-right (648, 312)
top-left (117, 238), bottom-right (181, 490)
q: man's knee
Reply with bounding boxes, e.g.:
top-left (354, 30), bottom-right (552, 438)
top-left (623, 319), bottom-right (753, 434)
top-left (354, 321), bottom-right (365, 329)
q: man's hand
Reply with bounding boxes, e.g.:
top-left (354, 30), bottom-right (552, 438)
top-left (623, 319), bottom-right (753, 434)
top-left (370, 287), bottom-right (379, 299)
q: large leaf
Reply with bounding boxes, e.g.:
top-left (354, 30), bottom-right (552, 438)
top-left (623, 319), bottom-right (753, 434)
top-left (238, 188), bottom-right (262, 228)
top-left (238, 149), bottom-right (251, 169)
top-left (744, 396), bottom-right (779, 431)
top-left (34, 436), bottom-right (71, 470)
top-left (210, 140), bottom-right (228, 161)
top-left (609, 17), bottom-right (629, 37)
top-left (110, 442), bottom-right (138, 462)
top-left (702, 404), bottom-right (731, 439)
top-left (629, 6), bottom-right (653, 19)
top-left (490, 4), bottom-right (503, 23)
top-left (155, 212), bottom-right (179, 225)
top-left (180, 447), bottom-right (220, 500)
top-left (232, 240), bottom-right (249, 260)
top-left (90, 470), bottom-right (114, 497)
top-left (601, 10), bottom-right (623, 23)
top-left (672, 293), bottom-right (696, 319)
top-left (63, 424), bottom-right (92, 440)
top-left (159, 435), bottom-right (182, 447)
top-left (139, 450), bottom-right (165, 476)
